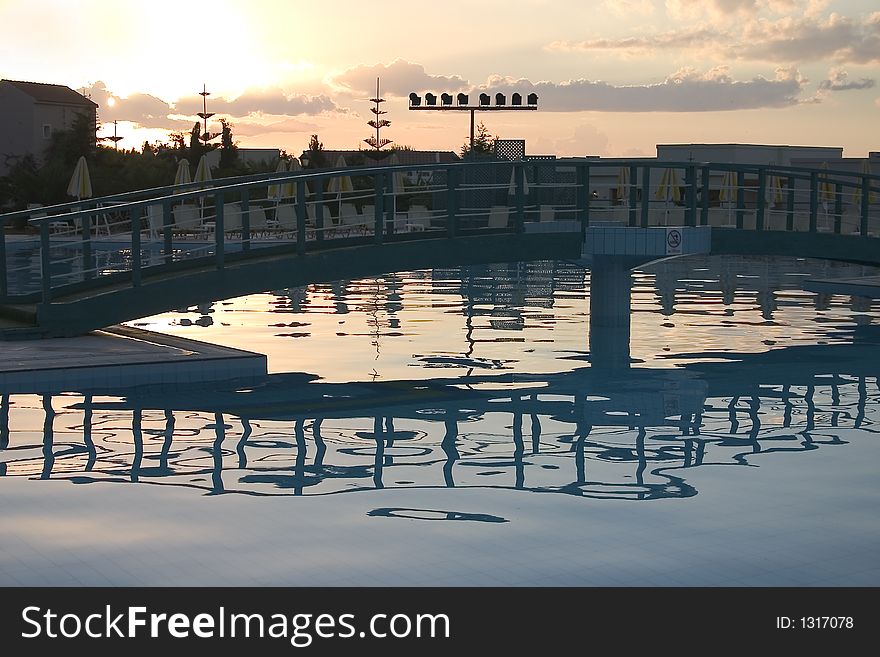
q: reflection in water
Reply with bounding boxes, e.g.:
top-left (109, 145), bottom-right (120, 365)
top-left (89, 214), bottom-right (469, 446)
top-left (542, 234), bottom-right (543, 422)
top-left (367, 508), bottom-right (509, 523)
top-left (0, 357), bottom-right (876, 502)
top-left (2, 256), bottom-right (879, 506)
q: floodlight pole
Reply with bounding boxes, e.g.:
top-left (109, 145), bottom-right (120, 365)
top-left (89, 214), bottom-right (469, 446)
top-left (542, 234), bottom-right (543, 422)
top-left (409, 99), bottom-right (537, 159)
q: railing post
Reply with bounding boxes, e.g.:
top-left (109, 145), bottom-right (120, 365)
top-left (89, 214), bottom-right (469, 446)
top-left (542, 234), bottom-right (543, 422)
top-left (446, 167), bottom-right (458, 238)
top-left (735, 171), bottom-right (745, 229)
top-left (809, 171), bottom-right (818, 234)
top-left (756, 168), bottom-right (766, 231)
top-left (514, 163), bottom-right (525, 233)
top-left (640, 166), bottom-right (651, 228)
top-left (163, 198), bottom-right (173, 264)
top-left (241, 188), bottom-right (251, 250)
top-left (583, 164), bottom-right (592, 230)
top-left (315, 182), bottom-right (324, 243)
top-left (385, 173), bottom-right (395, 237)
top-left (786, 175), bottom-right (795, 231)
top-left (833, 183), bottom-right (842, 234)
top-left (0, 220), bottom-right (6, 297)
top-left (214, 193), bottom-right (224, 270)
top-left (576, 164), bottom-right (588, 238)
top-left (296, 180), bottom-right (306, 254)
top-left (860, 175), bottom-right (870, 237)
top-left (685, 164), bottom-right (697, 227)
top-left (374, 172), bottom-right (385, 244)
top-left (80, 210), bottom-right (93, 282)
top-left (628, 164), bottom-right (638, 227)
top-left (131, 206), bottom-right (142, 287)
top-left (40, 221), bottom-right (51, 302)
top-left (700, 165), bottom-right (710, 226)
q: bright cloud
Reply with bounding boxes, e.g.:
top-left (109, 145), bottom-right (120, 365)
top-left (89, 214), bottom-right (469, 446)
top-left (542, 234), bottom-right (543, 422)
top-left (818, 68), bottom-right (875, 91)
top-left (548, 9), bottom-right (880, 64)
top-left (330, 59), bottom-right (468, 97)
top-left (474, 67), bottom-right (804, 112)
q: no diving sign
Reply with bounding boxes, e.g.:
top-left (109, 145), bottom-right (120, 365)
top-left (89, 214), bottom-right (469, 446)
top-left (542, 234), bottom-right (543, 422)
top-left (665, 228), bottom-right (682, 255)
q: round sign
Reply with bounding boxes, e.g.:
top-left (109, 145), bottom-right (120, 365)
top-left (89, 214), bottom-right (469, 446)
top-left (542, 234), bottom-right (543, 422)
top-left (667, 229), bottom-right (682, 249)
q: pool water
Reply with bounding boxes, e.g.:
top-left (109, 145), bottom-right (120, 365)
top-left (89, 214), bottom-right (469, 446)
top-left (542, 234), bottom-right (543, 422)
top-left (1, 254), bottom-right (879, 586)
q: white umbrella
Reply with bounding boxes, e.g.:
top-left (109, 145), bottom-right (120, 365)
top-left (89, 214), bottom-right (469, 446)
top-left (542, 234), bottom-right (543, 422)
top-left (719, 170), bottom-right (736, 223)
top-left (174, 159), bottom-right (191, 186)
top-left (67, 156), bottom-right (92, 200)
top-left (193, 154), bottom-right (213, 220)
top-left (507, 165), bottom-right (530, 196)
top-left (268, 158), bottom-right (288, 200)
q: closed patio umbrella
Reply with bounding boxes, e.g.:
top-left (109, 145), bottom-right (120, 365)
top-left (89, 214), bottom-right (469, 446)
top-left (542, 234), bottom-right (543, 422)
top-left (268, 158), bottom-right (288, 200)
top-left (655, 167), bottom-right (681, 226)
top-left (193, 154), bottom-right (212, 187)
top-left (283, 157), bottom-right (301, 199)
top-left (174, 159), bottom-right (191, 186)
top-left (193, 154), bottom-right (213, 220)
top-left (327, 155), bottom-right (354, 216)
top-left (616, 166), bottom-right (630, 205)
top-left (852, 158), bottom-right (876, 206)
top-left (387, 152), bottom-right (408, 215)
top-left (67, 156), bottom-right (92, 200)
top-left (819, 161), bottom-right (835, 227)
top-left (765, 170), bottom-right (784, 208)
top-left (718, 170), bottom-right (737, 223)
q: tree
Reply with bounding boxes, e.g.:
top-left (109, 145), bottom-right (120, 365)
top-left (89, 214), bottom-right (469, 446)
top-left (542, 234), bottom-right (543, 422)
top-left (460, 121), bottom-right (495, 159)
top-left (218, 118), bottom-right (237, 169)
top-left (305, 134), bottom-right (326, 169)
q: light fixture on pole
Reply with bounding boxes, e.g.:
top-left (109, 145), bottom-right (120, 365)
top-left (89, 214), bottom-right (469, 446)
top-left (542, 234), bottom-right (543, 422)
top-left (409, 89), bottom-right (538, 158)
top-left (197, 83), bottom-right (219, 147)
top-left (102, 120), bottom-right (123, 150)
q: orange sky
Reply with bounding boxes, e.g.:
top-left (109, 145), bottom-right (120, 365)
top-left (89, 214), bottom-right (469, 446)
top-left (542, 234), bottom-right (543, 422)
top-left (1, 0), bottom-right (878, 157)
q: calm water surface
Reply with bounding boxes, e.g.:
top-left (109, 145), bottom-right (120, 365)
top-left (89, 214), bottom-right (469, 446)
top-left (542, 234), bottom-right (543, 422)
top-left (2, 254), bottom-right (879, 585)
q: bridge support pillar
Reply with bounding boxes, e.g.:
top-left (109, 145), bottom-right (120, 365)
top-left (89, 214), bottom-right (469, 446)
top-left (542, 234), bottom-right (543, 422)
top-left (589, 256), bottom-right (638, 370)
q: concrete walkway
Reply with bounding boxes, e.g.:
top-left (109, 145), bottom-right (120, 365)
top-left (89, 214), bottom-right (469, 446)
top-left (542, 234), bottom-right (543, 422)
top-left (0, 325), bottom-right (266, 393)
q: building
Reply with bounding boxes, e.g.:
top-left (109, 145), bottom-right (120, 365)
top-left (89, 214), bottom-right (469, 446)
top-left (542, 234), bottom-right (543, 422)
top-left (656, 143), bottom-right (843, 166)
top-left (300, 149), bottom-right (459, 168)
top-left (0, 79), bottom-right (98, 175)
top-left (204, 147), bottom-right (281, 170)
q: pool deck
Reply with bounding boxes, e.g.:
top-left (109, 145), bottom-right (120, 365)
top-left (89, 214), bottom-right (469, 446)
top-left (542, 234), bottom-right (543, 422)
top-left (803, 274), bottom-right (880, 298)
top-left (0, 325), bottom-right (267, 393)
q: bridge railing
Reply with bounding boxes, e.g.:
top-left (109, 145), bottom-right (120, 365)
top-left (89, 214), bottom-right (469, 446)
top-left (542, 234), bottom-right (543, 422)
top-left (1, 159), bottom-right (879, 304)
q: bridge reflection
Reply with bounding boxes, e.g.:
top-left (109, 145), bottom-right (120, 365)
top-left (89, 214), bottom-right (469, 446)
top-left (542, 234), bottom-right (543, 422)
top-left (0, 343), bottom-right (875, 500)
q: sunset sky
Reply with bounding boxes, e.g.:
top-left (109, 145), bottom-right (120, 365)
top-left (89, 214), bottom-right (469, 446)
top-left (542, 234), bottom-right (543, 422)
top-left (1, 0), bottom-right (878, 157)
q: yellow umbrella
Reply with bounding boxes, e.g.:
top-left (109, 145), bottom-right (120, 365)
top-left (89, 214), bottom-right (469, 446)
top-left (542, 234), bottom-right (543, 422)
top-left (507, 165), bottom-right (530, 196)
top-left (765, 170), bottom-right (784, 207)
top-left (268, 158), bottom-right (287, 200)
top-left (852, 159), bottom-right (876, 206)
top-left (327, 155), bottom-right (354, 215)
top-left (818, 161), bottom-right (835, 204)
top-left (387, 152), bottom-right (408, 215)
top-left (616, 166), bottom-right (630, 205)
top-left (173, 159), bottom-right (191, 186)
top-left (718, 170), bottom-right (736, 204)
top-left (655, 167), bottom-right (681, 204)
top-left (67, 156), bottom-right (92, 200)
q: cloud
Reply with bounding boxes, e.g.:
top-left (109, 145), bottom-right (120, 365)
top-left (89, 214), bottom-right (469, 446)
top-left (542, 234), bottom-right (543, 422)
top-left (817, 69), bottom-right (875, 91)
top-left (472, 67), bottom-right (804, 112)
top-left (85, 81), bottom-right (184, 130)
top-left (666, 0), bottom-right (759, 21)
top-left (330, 59), bottom-right (468, 96)
top-left (175, 88), bottom-right (343, 118)
top-left (548, 10), bottom-right (880, 64)
top-left (231, 117), bottom-right (321, 137)
top-left (602, 0), bottom-right (655, 17)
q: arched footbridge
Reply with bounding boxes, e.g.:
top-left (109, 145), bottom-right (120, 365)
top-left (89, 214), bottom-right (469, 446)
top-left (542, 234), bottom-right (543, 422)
top-left (1, 158), bottom-right (878, 337)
